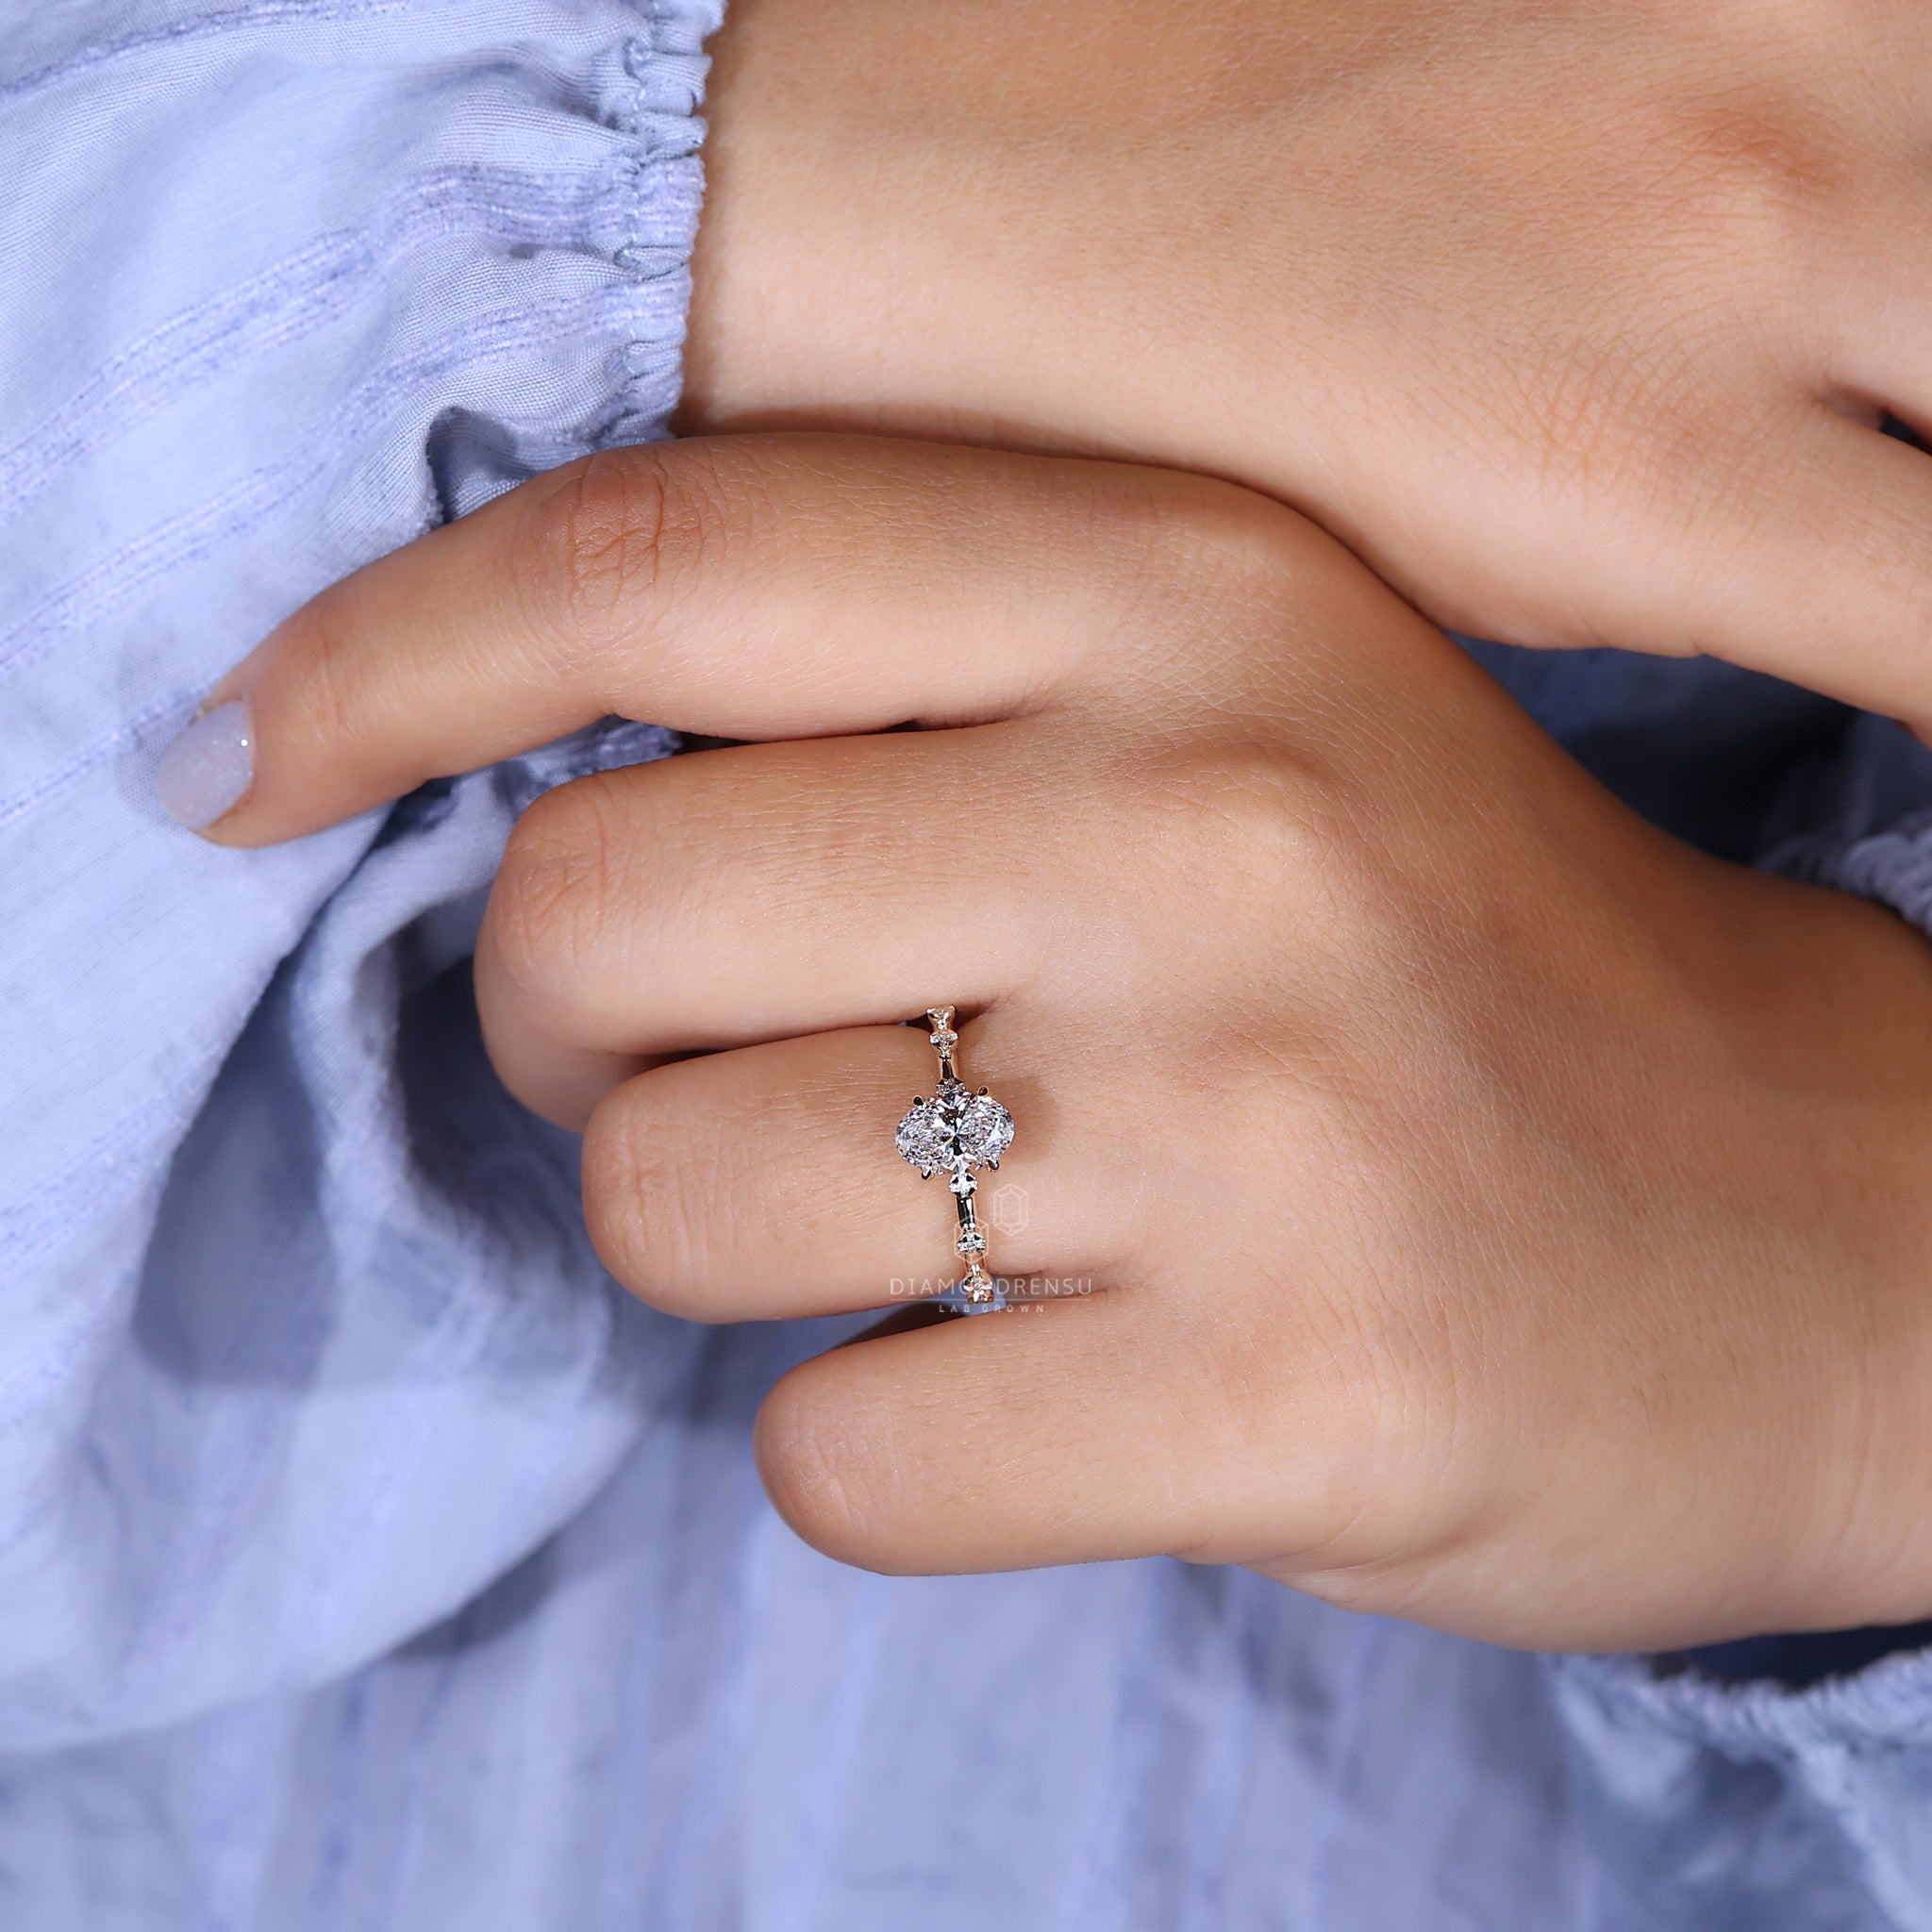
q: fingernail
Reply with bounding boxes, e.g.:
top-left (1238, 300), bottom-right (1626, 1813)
top-left (157, 699), bottom-right (255, 831)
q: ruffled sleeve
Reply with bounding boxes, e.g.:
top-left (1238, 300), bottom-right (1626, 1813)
top-left (1589, 697), bottom-right (1932, 1925)
top-left (1547, 717), bottom-right (1932, 1927)
top-left (1762, 711), bottom-right (1932, 924)
top-left (0, 0), bottom-right (719, 1746)
top-left (1454, 642), bottom-right (1932, 1923)
top-left (1551, 1648), bottom-right (1932, 1926)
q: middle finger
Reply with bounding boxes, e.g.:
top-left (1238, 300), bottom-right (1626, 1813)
top-left (476, 721), bottom-right (1095, 1125)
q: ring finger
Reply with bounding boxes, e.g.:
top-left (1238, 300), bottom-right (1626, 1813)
top-left (580, 1014), bottom-right (1127, 1323)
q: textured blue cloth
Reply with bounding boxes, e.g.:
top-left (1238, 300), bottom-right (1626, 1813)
top-left (5, 6), bottom-right (1932, 1927)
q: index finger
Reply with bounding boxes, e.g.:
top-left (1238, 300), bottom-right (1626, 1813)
top-left (157, 434), bottom-right (1286, 846)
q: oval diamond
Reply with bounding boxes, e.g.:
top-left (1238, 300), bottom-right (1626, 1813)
top-left (895, 1099), bottom-right (954, 1174)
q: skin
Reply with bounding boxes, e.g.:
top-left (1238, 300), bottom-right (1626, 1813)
top-left (684, 0), bottom-right (1932, 725)
top-left (191, 434), bottom-right (1932, 1653)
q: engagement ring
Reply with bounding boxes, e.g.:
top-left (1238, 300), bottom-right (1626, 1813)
top-left (894, 1008), bottom-right (1015, 1310)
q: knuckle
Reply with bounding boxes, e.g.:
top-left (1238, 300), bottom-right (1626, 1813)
top-left (1111, 735), bottom-right (1451, 1079)
top-left (1616, 80), bottom-right (1832, 309)
top-left (278, 585), bottom-right (374, 765)
top-left (1167, 487), bottom-right (1307, 608)
top-left (581, 1076), bottom-right (751, 1321)
top-left (580, 1084), bottom-right (706, 1314)
top-left (1098, 472), bottom-right (1305, 642)
top-left (519, 449), bottom-right (665, 641)
top-left (580, 1091), bottom-right (658, 1298)
top-left (509, 445), bottom-right (733, 682)
top-left (754, 1364), bottom-right (896, 1568)
top-left (486, 774), bottom-right (634, 1020)
top-left (1123, 738), bottom-right (1358, 924)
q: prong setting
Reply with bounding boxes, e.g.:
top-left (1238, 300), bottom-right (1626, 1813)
top-left (893, 1008), bottom-right (1016, 1313)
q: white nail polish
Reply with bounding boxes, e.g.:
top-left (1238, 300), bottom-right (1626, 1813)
top-left (156, 700), bottom-right (254, 831)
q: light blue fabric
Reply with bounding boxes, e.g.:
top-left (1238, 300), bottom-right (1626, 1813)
top-left (0, 0), bottom-right (716, 1747)
top-left (3, 6), bottom-right (1932, 1927)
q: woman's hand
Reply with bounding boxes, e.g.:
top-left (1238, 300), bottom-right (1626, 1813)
top-left (183, 435), bottom-right (1932, 1652)
top-left (686, 0), bottom-right (1932, 726)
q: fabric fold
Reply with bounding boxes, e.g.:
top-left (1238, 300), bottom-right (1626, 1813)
top-left (0, 0), bottom-right (719, 1747)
